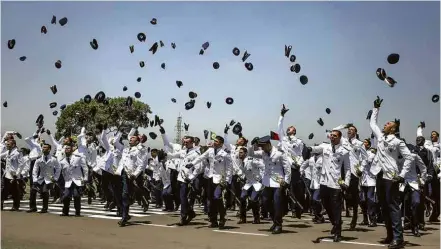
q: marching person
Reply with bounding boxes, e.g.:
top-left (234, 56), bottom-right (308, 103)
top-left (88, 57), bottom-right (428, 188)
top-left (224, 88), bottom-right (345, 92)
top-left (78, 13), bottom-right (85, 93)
top-left (306, 129), bottom-right (351, 242)
top-left (29, 143), bottom-right (61, 213)
top-left (359, 140), bottom-right (377, 227)
top-left (1, 139), bottom-right (23, 211)
top-left (24, 128), bottom-right (43, 211)
top-left (59, 143), bottom-right (88, 217)
top-left (369, 96), bottom-right (413, 249)
top-left (18, 148), bottom-right (31, 200)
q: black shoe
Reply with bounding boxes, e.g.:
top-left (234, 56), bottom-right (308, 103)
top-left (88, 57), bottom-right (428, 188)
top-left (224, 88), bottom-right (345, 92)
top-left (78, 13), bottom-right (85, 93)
top-left (27, 208), bottom-right (37, 213)
top-left (174, 205), bottom-right (180, 211)
top-left (388, 240), bottom-right (405, 249)
top-left (177, 217), bottom-right (187, 226)
top-left (333, 234), bottom-right (342, 242)
top-left (331, 226), bottom-right (336, 235)
top-left (271, 226), bottom-right (282, 234)
top-left (269, 224), bottom-right (276, 231)
top-left (118, 219), bottom-right (128, 227)
top-left (208, 222), bottom-right (219, 228)
top-left (38, 209), bottom-right (48, 213)
top-left (252, 218), bottom-right (260, 224)
top-left (349, 222), bottom-right (356, 231)
top-left (380, 238), bottom-right (393, 244)
top-left (368, 221), bottom-right (377, 227)
top-left (108, 202), bottom-right (116, 211)
top-left (237, 218), bottom-right (246, 224)
top-left (75, 213), bottom-right (82, 217)
top-left (60, 213), bottom-right (69, 217)
top-left (412, 226), bottom-right (421, 237)
top-left (359, 220), bottom-right (369, 226)
top-left (185, 211), bottom-right (196, 224)
top-left (218, 219), bottom-right (226, 230)
top-left (314, 217), bottom-right (325, 224)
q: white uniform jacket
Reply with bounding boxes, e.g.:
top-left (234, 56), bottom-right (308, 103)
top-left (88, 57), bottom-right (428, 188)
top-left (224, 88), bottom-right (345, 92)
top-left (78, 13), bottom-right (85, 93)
top-left (311, 143), bottom-right (351, 189)
top-left (60, 152), bottom-right (88, 188)
top-left (369, 108), bottom-right (413, 180)
top-left (168, 147), bottom-right (201, 183)
top-left (158, 163), bottom-right (172, 189)
top-left (253, 147), bottom-right (291, 188)
top-left (399, 153), bottom-right (427, 191)
top-left (19, 155), bottom-right (31, 178)
top-left (1, 147), bottom-right (23, 180)
top-left (33, 155), bottom-right (61, 184)
top-left (301, 155), bottom-right (322, 189)
top-left (192, 147), bottom-right (233, 184)
top-left (360, 149), bottom-right (376, 187)
top-left (116, 145), bottom-right (145, 177)
top-left (235, 156), bottom-right (264, 191)
top-left (277, 115), bottom-right (304, 168)
top-left (48, 134), bottom-right (65, 161)
top-left (97, 130), bottom-right (115, 174)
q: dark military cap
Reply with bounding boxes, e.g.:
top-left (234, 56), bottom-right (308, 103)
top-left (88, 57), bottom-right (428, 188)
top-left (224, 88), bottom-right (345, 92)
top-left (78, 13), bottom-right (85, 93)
top-left (204, 130), bottom-right (209, 140)
top-left (135, 92), bottom-right (141, 98)
top-left (189, 91), bottom-right (197, 99)
top-left (137, 33), bottom-right (146, 42)
top-left (185, 100), bottom-right (195, 110)
top-left (242, 51), bottom-right (251, 62)
top-left (7, 39), bottom-right (16, 49)
top-left (176, 81), bottom-right (183, 88)
top-left (123, 86), bottom-right (128, 91)
top-left (36, 114), bottom-right (44, 126)
top-left (171, 98), bottom-right (177, 103)
top-left (376, 68), bottom-right (386, 81)
top-left (290, 64), bottom-right (300, 73)
top-left (55, 60), bottom-right (62, 69)
top-left (317, 118), bottom-right (324, 126)
top-left (199, 49), bottom-right (204, 55)
top-left (52, 111), bottom-right (58, 116)
top-left (171, 43), bottom-right (176, 49)
top-left (229, 120), bottom-right (236, 126)
top-left (226, 97), bottom-right (234, 105)
top-left (19, 56), bottom-right (27, 62)
top-left (94, 92), bottom-right (106, 103)
top-left (232, 47), bottom-right (240, 56)
top-left (213, 62), bottom-right (220, 69)
top-left (385, 77), bottom-right (397, 87)
top-left (84, 95), bottom-right (92, 104)
top-left (41, 26), bottom-right (47, 34)
top-left (149, 42), bottom-right (158, 54)
top-left (3, 101), bottom-right (7, 108)
top-left (161, 63), bottom-right (166, 69)
top-left (49, 102), bottom-right (57, 108)
top-left (140, 61), bottom-right (145, 68)
top-left (202, 42), bottom-right (209, 50)
top-left (290, 55), bottom-right (296, 63)
top-left (50, 85), bottom-right (57, 94)
top-left (149, 132), bottom-right (157, 140)
top-left (300, 75), bottom-right (308, 85)
top-left (285, 45), bottom-right (292, 58)
top-left (125, 96), bottom-right (133, 107)
top-left (160, 40), bottom-right (164, 47)
top-left (60, 104), bottom-right (66, 110)
top-left (432, 94), bottom-right (439, 103)
top-left (59, 17), bottom-right (68, 26)
top-left (387, 53), bottom-right (400, 65)
top-left (150, 18), bottom-right (157, 25)
top-left (129, 45), bottom-right (134, 53)
top-left (258, 136), bottom-right (271, 144)
top-left (90, 39), bottom-right (98, 50)
top-left (245, 62), bottom-right (253, 71)
top-left (366, 110), bottom-right (373, 120)
top-left (137, 77), bottom-right (142, 82)
top-left (206, 102), bottom-right (212, 108)
top-left (325, 108), bottom-right (331, 114)
top-left (51, 15), bottom-right (56, 24)
top-left (232, 122), bottom-right (242, 135)
top-left (308, 133), bottom-right (314, 140)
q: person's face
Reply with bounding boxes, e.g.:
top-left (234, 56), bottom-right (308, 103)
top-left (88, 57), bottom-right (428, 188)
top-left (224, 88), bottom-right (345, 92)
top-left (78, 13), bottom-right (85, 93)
top-left (194, 138), bottom-right (200, 146)
top-left (236, 137), bottom-right (246, 146)
top-left (64, 146), bottom-right (73, 155)
top-left (42, 145), bottom-right (51, 155)
top-left (329, 131), bottom-right (341, 145)
top-left (383, 121), bottom-right (396, 134)
top-left (287, 126), bottom-right (296, 136)
top-left (416, 137), bottom-right (425, 146)
top-left (363, 140), bottom-right (371, 149)
top-left (261, 143), bottom-right (272, 153)
top-left (431, 132), bottom-right (439, 143)
top-left (5, 140), bottom-right (14, 150)
top-left (129, 136), bottom-right (139, 146)
top-left (151, 150), bottom-right (158, 158)
top-left (238, 149), bottom-right (246, 159)
top-left (183, 138), bottom-right (193, 149)
top-left (213, 139), bottom-right (223, 149)
top-left (347, 127), bottom-right (357, 138)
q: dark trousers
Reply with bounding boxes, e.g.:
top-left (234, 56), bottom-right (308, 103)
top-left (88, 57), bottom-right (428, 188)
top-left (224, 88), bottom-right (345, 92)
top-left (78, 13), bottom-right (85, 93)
top-left (170, 169), bottom-right (180, 208)
top-left (320, 185), bottom-right (343, 235)
top-left (290, 169), bottom-right (304, 217)
top-left (62, 183), bottom-right (82, 215)
top-left (202, 177), bottom-right (210, 213)
top-left (402, 187), bottom-right (421, 228)
top-left (1, 177), bottom-right (21, 209)
top-left (311, 188), bottom-right (323, 219)
top-left (262, 187), bottom-right (284, 227)
top-left (179, 182), bottom-right (192, 218)
top-left (377, 179), bottom-right (403, 242)
top-left (28, 160), bottom-right (37, 207)
top-left (303, 178), bottom-right (312, 211)
top-left (30, 182), bottom-right (53, 211)
top-left (189, 174), bottom-right (203, 207)
top-left (429, 177), bottom-right (440, 221)
top-left (227, 175), bottom-right (242, 209)
top-left (152, 179), bottom-right (163, 206)
top-left (360, 186), bottom-right (376, 222)
top-left (162, 185), bottom-right (174, 210)
top-left (348, 174), bottom-right (360, 225)
top-left (120, 170), bottom-right (131, 220)
top-left (111, 174), bottom-right (123, 214)
top-left (240, 187), bottom-right (261, 219)
top-left (207, 180), bottom-right (226, 223)
top-left (18, 177), bottom-right (28, 199)
top-left (101, 171), bottom-right (114, 204)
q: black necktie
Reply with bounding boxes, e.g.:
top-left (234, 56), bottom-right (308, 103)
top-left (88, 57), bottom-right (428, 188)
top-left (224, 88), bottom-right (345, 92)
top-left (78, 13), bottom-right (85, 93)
top-left (348, 138), bottom-right (353, 145)
top-left (67, 157), bottom-right (71, 164)
top-left (45, 156), bottom-right (48, 162)
top-left (187, 149), bottom-right (190, 154)
top-left (215, 148), bottom-right (218, 155)
top-left (332, 145), bottom-right (336, 153)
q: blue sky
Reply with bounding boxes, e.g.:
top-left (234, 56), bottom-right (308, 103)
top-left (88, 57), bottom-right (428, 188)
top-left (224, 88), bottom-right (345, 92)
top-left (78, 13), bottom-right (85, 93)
top-left (1, 1), bottom-right (440, 148)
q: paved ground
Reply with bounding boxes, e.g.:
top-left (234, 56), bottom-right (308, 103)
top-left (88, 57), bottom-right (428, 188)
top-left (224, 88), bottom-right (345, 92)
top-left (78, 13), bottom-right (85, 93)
top-left (2, 199), bottom-right (440, 249)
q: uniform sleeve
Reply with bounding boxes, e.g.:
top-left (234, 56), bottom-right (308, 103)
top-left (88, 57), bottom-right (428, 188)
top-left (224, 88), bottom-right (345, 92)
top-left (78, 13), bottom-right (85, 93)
top-left (224, 154), bottom-right (233, 183)
top-left (398, 141), bottom-right (414, 178)
top-left (343, 152), bottom-right (351, 187)
top-left (32, 159), bottom-right (40, 184)
top-left (369, 108), bottom-right (383, 138)
top-left (133, 149), bottom-right (147, 177)
top-left (415, 154), bottom-right (427, 184)
top-left (277, 115), bottom-right (286, 142)
top-left (282, 154), bottom-right (292, 184)
top-left (54, 160), bottom-right (62, 181)
top-left (80, 157), bottom-right (88, 181)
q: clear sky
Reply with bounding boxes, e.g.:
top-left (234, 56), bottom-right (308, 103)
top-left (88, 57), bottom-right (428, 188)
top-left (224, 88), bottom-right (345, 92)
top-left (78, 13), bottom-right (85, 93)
top-left (1, 1), bottom-right (440, 148)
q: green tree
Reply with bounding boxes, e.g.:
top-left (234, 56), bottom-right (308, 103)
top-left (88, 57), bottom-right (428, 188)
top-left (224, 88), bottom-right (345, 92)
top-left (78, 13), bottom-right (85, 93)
top-left (55, 97), bottom-right (151, 139)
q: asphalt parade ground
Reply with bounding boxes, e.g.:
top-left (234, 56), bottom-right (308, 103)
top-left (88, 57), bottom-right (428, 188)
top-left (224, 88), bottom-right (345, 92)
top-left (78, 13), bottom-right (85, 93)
top-left (2, 199), bottom-right (440, 249)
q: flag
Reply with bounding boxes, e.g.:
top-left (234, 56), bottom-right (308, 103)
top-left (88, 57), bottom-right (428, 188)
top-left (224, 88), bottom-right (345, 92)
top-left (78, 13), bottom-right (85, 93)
top-left (210, 131), bottom-right (217, 140)
top-left (270, 131), bottom-right (280, 141)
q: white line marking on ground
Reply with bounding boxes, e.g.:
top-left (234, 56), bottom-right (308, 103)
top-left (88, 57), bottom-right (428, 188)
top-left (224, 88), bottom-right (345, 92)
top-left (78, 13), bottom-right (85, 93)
top-left (134, 222), bottom-right (177, 228)
top-left (320, 239), bottom-right (386, 247)
top-left (212, 230), bottom-right (269, 236)
top-left (17, 205), bottom-right (150, 217)
top-left (87, 215), bottom-right (123, 220)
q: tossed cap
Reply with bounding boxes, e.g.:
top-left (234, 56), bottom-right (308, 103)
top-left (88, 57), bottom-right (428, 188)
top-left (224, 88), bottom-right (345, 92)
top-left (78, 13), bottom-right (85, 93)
top-left (52, 111), bottom-right (58, 116)
top-left (149, 132), bottom-right (157, 140)
top-left (50, 85), bottom-right (57, 94)
top-left (284, 45), bottom-right (292, 58)
top-left (387, 53), bottom-right (400, 65)
top-left (3, 101), bottom-right (7, 108)
top-left (125, 96), bottom-right (133, 107)
top-left (90, 39), bottom-right (98, 50)
top-left (206, 102), bottom-right (212, 108)
top-left (176, 80), bottom-right (183, 88)
top-left (202, 41), bottom-right (209, 50)
top-left (185, 100), bottom-right (195, 110)
top-left (149, 42), bottom-right (158, 54)
top-left (189, 91), bottom-right (198, 99)
top-left (376, 68), bottom-right (387, 81)
top-left (19, 56), bottom-right (27, 62)
top-left (226, 97), bottom-right (234, 105)
top-left (317, 118), bottom-right (324, 126)
top-left (232, 47), bottom-right (240, 56)
top-left (290, 64), bottom-right (300, 73)
top-left (432, 94), bottom-right (440, 103)
top-left (325, 108), bottom-right (331, 114)
top-left (171, 43), bottom-right (176, 49)
top-left (150, 18), bottom-right (157, 25)
top-left (242, 51), bottom-right (251, 62)
top-left (229, 120), bottom-right (236, 126)
top-left (137, 33), bottom-right (146, 42)
top-left (36, 114), bottom-right (44, 126)
top-left (84, 95), bottom-right (92, 104)
top-left (150, 120), bottom-right (154, 127)
top-left (123, 86), bottom-right (128, 91)
top-left (245, 62), bottom-right (253, 71)
top-left (134, 92), bottom-right (141, 98)
top-left (199, 49), bottom-right (204, 55)
top-left (160, 40), bottom-right (164, 47)
top-left (171, 98), bottom-right (176, 103)
top-left (59, 17), bottom-right (68, 26)
top-left (161, 63), bottom-right (166, 69)
top-left (7, 39), bottom-right (16, 49)
top-left (139, 61), bottom-right (145, 68)
top-left (232, 122), bottom-right (242, 135)
top-left (129, 45), bottom-right (134, 53)
top-left (213, 62), bottom-right (220, 70)
top-left (289, 55), bottom-right (296, 63)
top-left (308, 133), bottom-right (314, 140)
top-left (204, 130), bottom-right (209, 140)
top-left (49, 102), bottom-right (57, 108)
top-left (60, 104), bottom-right (66, 110)
top-left (41, 26), bottom-right (47, 34)
top-left (55, 60), bottom-right (62, 69)
top-left (300, 75), bottom-right (308, 85)
top-left (95, 91), bottom-right (106, 103)
top-left (384, 77), bottom-right (397, 87)
top-left (137, 77), bottom-right (142, 82)
top-left (51, 15), bottom-right (56, 24)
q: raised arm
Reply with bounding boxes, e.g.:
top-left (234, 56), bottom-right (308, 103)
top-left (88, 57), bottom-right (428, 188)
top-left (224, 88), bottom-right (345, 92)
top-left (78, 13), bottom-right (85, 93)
top-left (369, 108), bottom-right (383, 138)
top-left (100, 130), bottom-right (111, 151)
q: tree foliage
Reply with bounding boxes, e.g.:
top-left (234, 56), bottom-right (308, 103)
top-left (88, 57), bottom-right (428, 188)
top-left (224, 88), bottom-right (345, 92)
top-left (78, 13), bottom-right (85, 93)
top-left (55, 97), bottom-right (151, 139)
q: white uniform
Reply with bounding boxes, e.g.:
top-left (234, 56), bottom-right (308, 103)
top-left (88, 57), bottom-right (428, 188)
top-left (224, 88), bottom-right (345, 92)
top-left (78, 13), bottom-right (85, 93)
top-left (33, 155), bottom-right (61, 184)
top-left (277, 116), bottom-right (304, 167)
top-left (301, 155), bottom-right (323, 190)
top-left (399, 153), bottom-right (427, 191)
top-left (253, 147), bottom-right (291, 188)
top-left (361, 149), bottom-right (376, 187)
top-left (117, 145), bottom-right (145, 178)
top-left (1, 147), bottom-right (23, 180)
top-left (168, 147), bottom-right (201, 183)
top-left (192, 147), bottom-right (233, 184)
top-left (235, 157), bottom-right (264, 191)
top-left (60, 152), bottom-right (88, 188)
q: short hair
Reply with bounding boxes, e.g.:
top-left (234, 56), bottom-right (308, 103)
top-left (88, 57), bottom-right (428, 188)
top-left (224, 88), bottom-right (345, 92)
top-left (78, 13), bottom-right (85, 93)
top-left (239, 136), bottom-right (248, 145)
top-left (42, 143), bottom-right (52, 150)
top-left (348, 125), bottom-right (358, 133)
top-left (151, 149), bottom-right (158, 153)
top-left (215, 136), bottom-right (224, 144)
top-left (331, 130), bottom-right (342, 138)
top-left (184, 136), bottom-right (194, 143)
top-left (363, 139), bottom-right (371, 146)
top-left (432, 131), bottom-right (439, 137)
top-left (194, 137), bottom-right (200, 143)
top-left (239, 147), bottom-right (248, 154)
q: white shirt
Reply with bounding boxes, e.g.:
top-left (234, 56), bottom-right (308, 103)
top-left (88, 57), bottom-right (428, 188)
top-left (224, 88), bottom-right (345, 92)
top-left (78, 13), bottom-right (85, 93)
top-left (33, 154), bottom-right (61, 184)
top-left (235, 156), bottom-right (264, 191)
top-left (361, 149), bottom-right (376, 187)
top-left (252, 147), bottom-right (291, 188)
top-left (277, 116), bottom-right (304, 168)
top-left (192, 147), bottom-right (233, 184)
